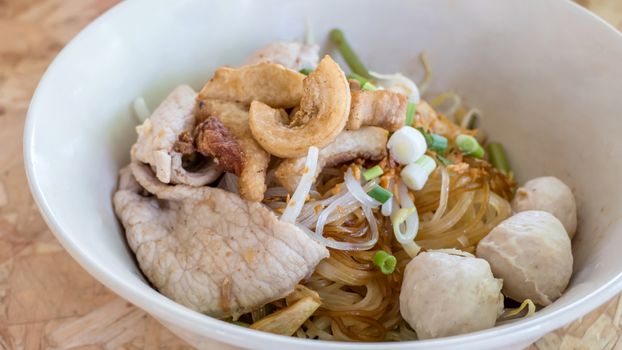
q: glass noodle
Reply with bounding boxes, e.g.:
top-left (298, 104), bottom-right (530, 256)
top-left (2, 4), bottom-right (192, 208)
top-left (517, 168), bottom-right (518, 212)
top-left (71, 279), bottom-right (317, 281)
top-left (257, 157), bottom-right (513, 341)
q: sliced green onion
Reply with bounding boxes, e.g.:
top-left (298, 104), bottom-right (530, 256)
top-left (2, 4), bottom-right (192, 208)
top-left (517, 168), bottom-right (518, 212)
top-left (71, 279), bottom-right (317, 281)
top-left (428, 133), bottom-right (448, 155)
top-left (401, 155), bottom-right (437, 190)
top-left (363, 165), bottom-right (384, 181)
top-left (415, 155), bottom-right (436, 173)
top-left (373, 250), bottom-right (397, 275)
top-left (486, 142), bottom-right (512, 177)
top-left (405, 102), bottom-right (417, 126)
top-left (299, 68), bottom-right (313, 75)
top-left (329, 29), bottom-right (371, 79)
top-left (456, 134), bottom-right (484, 158)
top-left (232, 321), bottom-right (250, 327)
top-left (416, 127), bottom-right (448, 155)
top-left (367, 185), bottom-right (392, 204)
top-left (387, 126), bottom-right (427, 165)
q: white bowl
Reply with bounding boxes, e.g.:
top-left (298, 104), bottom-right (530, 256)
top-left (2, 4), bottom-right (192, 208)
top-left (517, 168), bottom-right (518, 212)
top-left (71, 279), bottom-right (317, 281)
top-left (24, 0), bottom-right (622, 349)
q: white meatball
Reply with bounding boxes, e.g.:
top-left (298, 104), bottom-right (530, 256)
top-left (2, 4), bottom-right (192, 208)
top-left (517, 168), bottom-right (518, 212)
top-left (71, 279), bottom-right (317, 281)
top-left (512, 176), bottom-right (577, 239)
top-left (399, 251), bottom-right (503, 339)
top-left (476, 211), bottom-right (573, 306)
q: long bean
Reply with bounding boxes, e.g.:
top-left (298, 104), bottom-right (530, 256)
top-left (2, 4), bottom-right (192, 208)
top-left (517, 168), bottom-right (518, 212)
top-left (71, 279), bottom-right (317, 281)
top-left (329, 29), bottom-right (371, 79)
top-left (487, 142), bottom-right (512, 176)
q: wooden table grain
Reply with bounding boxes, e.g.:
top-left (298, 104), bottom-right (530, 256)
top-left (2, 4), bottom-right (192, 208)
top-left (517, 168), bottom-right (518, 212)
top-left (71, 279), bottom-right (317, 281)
top-left (0, 1), bottom-right (621, 349)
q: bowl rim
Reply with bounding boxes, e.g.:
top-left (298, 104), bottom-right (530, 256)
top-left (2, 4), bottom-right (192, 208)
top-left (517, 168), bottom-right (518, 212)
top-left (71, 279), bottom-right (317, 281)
top-left (23, 0), bottom-right (622, 348)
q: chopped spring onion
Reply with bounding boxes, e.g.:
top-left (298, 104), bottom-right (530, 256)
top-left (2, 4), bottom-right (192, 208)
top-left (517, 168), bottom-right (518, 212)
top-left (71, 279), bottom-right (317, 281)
top-left (405, 102), bottom-right (417, 126)
top-left (487, 142), bottom-right (512, 177)
top-left (418, 128), bottom-right (448, 155)
top-left (232, 321), bottom-right (250, 327)
top-left (367, 185), bottom-right (392, 204)
top-left (428, 134), bottom-right (448, 154)
top-left (373, 250), bottom-right (397, 275)
top-left (281, 147), bottom-right (319, 223)
top-left (345, 167), bottom-right (381, 208)
top-left (456, 134), bottom-right (485, 158)
top-left (401, 155), bottom-right (437, 191)
top-left (133, 97), bottom-right (151, 122)
top-left (369, 71), bottom-right (421, 104)
top-left (387, 126), bottom-right (427, 165)
top-left (363, 165), bottom-right (384, 181)
top-left (299, 68), bottom-right (313, 75)
top-left (329, 29), bottom-right (371, 79)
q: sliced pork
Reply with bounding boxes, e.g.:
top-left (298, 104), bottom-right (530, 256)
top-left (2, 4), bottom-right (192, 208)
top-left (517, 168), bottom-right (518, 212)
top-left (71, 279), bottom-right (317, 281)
top-left (113, 163), bottom-right (329, 318)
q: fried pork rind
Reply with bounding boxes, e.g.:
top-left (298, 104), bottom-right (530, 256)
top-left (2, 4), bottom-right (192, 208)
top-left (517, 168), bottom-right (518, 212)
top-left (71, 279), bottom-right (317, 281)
top-left (198, 62), bottom-right (305, 109)
top-left (248, 55), bottom-right (351, 158)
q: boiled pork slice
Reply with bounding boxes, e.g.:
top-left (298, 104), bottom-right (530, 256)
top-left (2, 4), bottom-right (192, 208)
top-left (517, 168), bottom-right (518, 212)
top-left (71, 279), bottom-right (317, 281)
top-left (113, 162), bottom-right (329, 318)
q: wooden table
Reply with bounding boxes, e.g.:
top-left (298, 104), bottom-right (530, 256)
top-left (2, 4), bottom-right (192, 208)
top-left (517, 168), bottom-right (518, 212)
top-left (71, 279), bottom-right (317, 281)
top-left (1, 1), bottom-right (621, 348)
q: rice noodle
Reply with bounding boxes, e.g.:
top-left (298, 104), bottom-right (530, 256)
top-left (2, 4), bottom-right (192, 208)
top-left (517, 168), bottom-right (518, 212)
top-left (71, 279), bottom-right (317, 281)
top-left (294, 157), bottom-right (510, 340)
